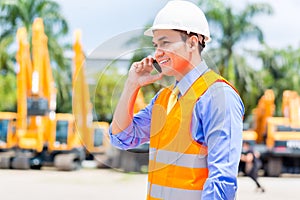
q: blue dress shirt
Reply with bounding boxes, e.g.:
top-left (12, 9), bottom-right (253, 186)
top-left (109, 61), bottom-right (245, 199)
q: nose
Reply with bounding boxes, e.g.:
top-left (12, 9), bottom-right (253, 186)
top-left (154, 48), bottom-right (164, 60)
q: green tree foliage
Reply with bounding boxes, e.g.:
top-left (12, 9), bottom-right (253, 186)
top-left (198, 0), bottom-right (273, 69)
top-left (53, 68), bottom-right (72, 113)
top-left (198, 0), bottom-right (273, 117)
top-left (93, 66), bottom-right (125, 122)
top-left (0, 0), bottom-right (70, 70)
top-left (0, 73), bottom-right (16, 111)
top-left (0, 35), bottom-right (14, 75)
top-left (0, 34), bottom-right (15, 112)
top-left (256, 45), bottom-right (300, 115)
top-left (0, 0), bottom-right (72, 112)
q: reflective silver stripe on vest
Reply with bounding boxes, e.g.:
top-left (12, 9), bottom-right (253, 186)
top-left (149, 148), bottom-right (156, 160)
top-left (149, 148), bottom-right (207, 168)
top-left (148, 183), bottom-right (202, 200)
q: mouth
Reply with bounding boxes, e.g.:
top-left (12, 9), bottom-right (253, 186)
top-left (159, 58), bottom-right (170, 65)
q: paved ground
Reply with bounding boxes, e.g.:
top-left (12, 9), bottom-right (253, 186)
top-left (1, 167), bottom-right (300, 200)
top-left (237, 174), bottom-right (300, 200)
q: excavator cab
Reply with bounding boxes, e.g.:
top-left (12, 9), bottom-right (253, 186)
top-left (27, 97), bottom-right (48, 116)
top-left (48, 114), bottom-right (78, 151)
top-left (0, 112), bottom-right (17, 149)
top-left (47, 113), bottom-right (85, 171)
top-left (89, 122), bottom-right (110, 167)
top-left (0, 112), bottom-right (17, 169)
top-left (89, 122), bottom-right (109, 153)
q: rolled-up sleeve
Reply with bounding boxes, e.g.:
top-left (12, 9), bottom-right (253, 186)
top-left (195, 83), bottom-right (244, 199)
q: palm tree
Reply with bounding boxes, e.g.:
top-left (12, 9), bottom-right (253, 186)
top-left (0, 0), bottom-right (72, 112)
top-left (198, 0), bottom-right (273, 117)
top-left (198, 0), bottom-right (273, 73)
top-left (0, 35), bottom-right (17, 111)
top-left (0, 35), bottom-right (14, 74)
top-left (255, 45), bottom-right (300, 115)
top-left (0, 0), bottom-right (69, 70)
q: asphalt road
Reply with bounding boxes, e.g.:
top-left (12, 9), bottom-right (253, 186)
top-left (1, 167), bottom-right (300, 200)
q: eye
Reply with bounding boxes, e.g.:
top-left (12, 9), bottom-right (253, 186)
top-left (153, 40), bottom-right (171, 49)
top-left (162, 41), bottom-right (170, 46)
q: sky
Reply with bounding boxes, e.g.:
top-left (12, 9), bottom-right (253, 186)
top-left (54, 0), bottom-right (300, 56)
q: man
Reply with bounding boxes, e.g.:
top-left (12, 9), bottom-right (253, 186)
top-left (240, 141), bottom-right (265, 192)
top-left (109, 1), bottom-right (244, 199)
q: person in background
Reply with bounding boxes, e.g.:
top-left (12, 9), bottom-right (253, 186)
top-left (240, 141), bottom-right (265, 192)
top-left (109, 1), bottom-right (244, 199)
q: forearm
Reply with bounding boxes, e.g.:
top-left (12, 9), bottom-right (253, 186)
top-left (111, 79), bottom-right (140, 134)
top-left (109, 95), bottom-right (156, 149)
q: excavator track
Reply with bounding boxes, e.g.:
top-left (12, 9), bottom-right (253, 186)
top-left (54, 153), bottom-right (81, 171)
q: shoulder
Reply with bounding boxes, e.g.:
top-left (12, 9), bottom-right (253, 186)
top-left (200, 81), bottom-right (243, 105)
top-left (195, 81), bottom-right (244, 117)
top-left (205, 81), bottom-right (240, 99)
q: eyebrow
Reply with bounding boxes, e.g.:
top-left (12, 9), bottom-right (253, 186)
top-left (152, 36), bottom-right (168, 46)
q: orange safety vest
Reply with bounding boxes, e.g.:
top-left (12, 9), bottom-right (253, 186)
top-left (147, 70), bottom-right (230, 200)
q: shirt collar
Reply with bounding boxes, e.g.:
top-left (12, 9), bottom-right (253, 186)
top-left (176, 60), bottom-right (209, 96)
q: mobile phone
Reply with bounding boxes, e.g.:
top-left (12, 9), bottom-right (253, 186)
top-left (152, 60), bottom-right (162, 73)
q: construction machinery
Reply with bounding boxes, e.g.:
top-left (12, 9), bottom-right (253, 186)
top-left (0, 19), bottom-right (126, 171)
top-left (72, 30), bottom-right (149, 172)
top-left (72, 30), bottom-right (113, 167)
top-left (242, 89), bottom-right (300, 176)
top-left (253, 89), bottom-right (276, 143)
top-left (262, 90), bottom-right (300, 176)
top-left (242, 130), bottom-right (258, 146)
top-left (242, 89), bottom-right (275, 153)
top-left (0, 18), bottom-right (86, 170)
top-left (104, 89), bottom-right (149, 173)
top-left (0, 112), bottom-right (17, 168)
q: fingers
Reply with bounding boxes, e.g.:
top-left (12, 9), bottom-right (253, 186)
top-left (133, 56), bottom-right (154, 73)
top-left (129, 56), bottom-right (162, 87)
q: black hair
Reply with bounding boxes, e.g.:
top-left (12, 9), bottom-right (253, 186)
top-left (174, 29), bottom-right (206, 55)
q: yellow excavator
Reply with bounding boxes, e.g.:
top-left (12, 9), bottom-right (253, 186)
top-left (72, 30), bottom-right (111, 167)
top-left (0, 19), bottom-right (113, 170)
top-left (0, 112), bottom-right (17, 168)
top-left (263, 90), bottom-right (300, 176)
top-left (242, 89), bottom-right (275, 147)
top-left (0, 18), bottom-right (86, 170)
top-left (71, 32), bottom-right (149, 171)
top-left (243, 89), bottom-right (300, 177)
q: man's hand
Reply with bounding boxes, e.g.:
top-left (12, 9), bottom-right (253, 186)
top-left (128, 56), bottom-right (163, 89)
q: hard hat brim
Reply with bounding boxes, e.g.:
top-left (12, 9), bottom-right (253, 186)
top-left (144, 24), bottom-right (179, 37)
top-left (144, 27), bottom-right (154, 37)
top-left (144, 25), bottom-right (211, 42)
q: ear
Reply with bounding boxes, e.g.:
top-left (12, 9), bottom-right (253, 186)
top-left (187, 35), bottom-right (199, 52)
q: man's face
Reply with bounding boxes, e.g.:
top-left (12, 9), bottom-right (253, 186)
top-left (152, 29), bottom-right (192, 79)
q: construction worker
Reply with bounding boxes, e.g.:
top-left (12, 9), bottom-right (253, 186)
top-left (109, 1), bottom-right (244, 199)
top-left (240, 141), bottom-right (265, 192)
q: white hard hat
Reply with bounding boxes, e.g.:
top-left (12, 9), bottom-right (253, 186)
top-left (144, 0), bottom-right (211, 42)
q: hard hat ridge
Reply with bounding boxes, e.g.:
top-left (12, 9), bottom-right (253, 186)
top-left (144, 0), bottom-right (211, 42)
